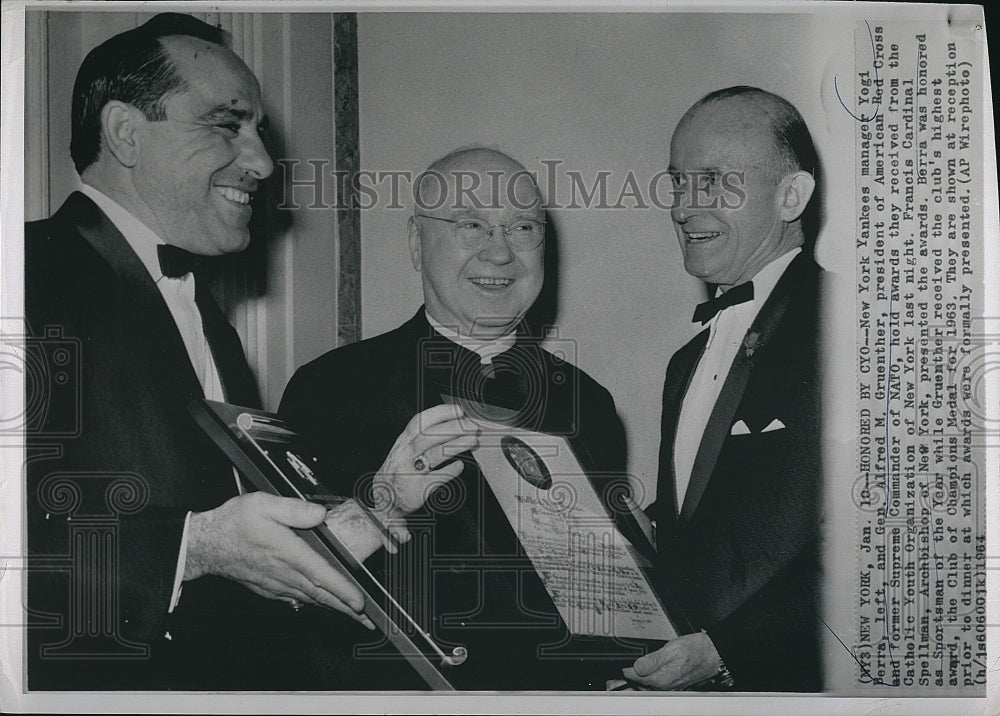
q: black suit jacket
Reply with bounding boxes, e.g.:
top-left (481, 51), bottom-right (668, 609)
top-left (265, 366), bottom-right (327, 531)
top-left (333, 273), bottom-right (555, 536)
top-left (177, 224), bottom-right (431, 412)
top-left (648, 252), bottom-right (824, 691)
top-left (279, 310), bottom-right (636, 690)
top-left (24, 193), bottom-right (314, 690)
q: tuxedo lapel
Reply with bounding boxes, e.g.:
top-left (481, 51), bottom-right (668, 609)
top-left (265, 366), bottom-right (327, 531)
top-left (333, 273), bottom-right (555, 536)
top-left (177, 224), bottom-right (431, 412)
top-left (659, 328), bottom-right (710, 524)
top-left (194, 276), bottom-right (260, 408)
top-left (679, 253), bottom-right (812, 524)
top-left (58, 193), bottom-right (205, 400)
top-left (679, 349), bottom-right (752, 523)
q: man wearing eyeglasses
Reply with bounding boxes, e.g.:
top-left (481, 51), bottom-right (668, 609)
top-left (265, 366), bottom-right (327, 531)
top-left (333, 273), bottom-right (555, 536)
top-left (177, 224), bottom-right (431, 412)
top-left (279, 147), bottom-right (630, 689)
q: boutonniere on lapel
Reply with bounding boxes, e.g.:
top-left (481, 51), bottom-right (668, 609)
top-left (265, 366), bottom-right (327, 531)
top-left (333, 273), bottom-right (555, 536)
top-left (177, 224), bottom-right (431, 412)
top-left (742, 330), bottom-right (763, 359)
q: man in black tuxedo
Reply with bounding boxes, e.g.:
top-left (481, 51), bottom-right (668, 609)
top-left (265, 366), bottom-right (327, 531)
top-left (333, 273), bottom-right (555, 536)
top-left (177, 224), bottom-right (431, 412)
top-left (623, 87), bottom-right (825, 691)
top-left (279, 148), bottom-right (635, 689)
top-left (24, 13), bottom-right (464, 690)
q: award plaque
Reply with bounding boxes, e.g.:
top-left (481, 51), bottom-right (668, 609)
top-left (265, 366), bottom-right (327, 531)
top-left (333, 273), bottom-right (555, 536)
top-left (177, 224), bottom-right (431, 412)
top-left (189, 399), bottom-right (468, 691)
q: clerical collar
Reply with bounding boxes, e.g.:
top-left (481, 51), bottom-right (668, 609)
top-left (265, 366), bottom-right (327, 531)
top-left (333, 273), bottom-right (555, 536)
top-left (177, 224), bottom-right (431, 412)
top-left (425, 310), bottom-right (517, 365)
top-left (80, 183), bottom-right (172, 284)
top-left (699, 247), bottom-right (802, 321)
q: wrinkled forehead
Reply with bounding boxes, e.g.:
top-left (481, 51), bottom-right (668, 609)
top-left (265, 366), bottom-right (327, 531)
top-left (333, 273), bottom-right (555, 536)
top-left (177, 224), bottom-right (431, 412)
top-left (415, 157), bottom-right (542, 215)
top-left (160, 35), bottom-right (262, 107)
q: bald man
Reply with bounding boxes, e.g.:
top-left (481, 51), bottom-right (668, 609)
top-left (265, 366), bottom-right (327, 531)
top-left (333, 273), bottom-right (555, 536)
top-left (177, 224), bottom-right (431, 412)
top-left (626, 87), bottom-right (825, 691)
top-left (279, 148), bottom-right (631, 689)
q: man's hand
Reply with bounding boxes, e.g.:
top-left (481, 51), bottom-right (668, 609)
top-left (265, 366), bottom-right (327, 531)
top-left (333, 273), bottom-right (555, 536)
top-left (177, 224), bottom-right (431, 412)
top-left (185, 492), bottom-right (373, 628)
top-left (323, 498), bottom-right (409, 563)
top-left (319, 405), bottom-right (478, 564)
top-left (370, 404), bottom-right (480, 519)
top-left (621, 632), bottom-right (722, 690)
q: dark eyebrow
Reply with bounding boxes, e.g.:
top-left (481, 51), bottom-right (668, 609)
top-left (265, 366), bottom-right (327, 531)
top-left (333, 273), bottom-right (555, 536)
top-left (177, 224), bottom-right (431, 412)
top-left (667, 166), bottom-right (723, 173)
top-left (199, 105), bottom-right (254, 123)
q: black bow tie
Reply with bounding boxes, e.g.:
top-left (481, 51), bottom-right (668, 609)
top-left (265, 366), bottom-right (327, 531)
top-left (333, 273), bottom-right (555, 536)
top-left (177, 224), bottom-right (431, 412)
top-left (155, 243), bottom-right (260, 407)
top-left (157, 244), bottom-right (207, 278)
top-left (691, 281), bottom-right (754, 324)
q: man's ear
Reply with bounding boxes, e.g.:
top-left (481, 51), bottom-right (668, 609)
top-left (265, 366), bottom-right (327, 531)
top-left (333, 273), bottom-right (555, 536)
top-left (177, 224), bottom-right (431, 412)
top-left (407, 216), bottom-right (422, 272)
top-left (776, 170), bottom-right (816, 223)
top-left (99, 101), bottom-right (142, 168)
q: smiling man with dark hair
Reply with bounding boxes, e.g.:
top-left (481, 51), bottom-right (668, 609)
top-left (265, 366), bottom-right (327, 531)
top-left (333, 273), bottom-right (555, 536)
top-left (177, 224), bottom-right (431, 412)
top-left (25, 13), bottom-right (463, 690)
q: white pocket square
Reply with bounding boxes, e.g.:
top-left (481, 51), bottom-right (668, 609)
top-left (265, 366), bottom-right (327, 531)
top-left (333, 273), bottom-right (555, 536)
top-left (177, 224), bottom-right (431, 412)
top-left (762, 418), bottom-right (786, 433)
top-left (730, 420), bottom-right (751, 435)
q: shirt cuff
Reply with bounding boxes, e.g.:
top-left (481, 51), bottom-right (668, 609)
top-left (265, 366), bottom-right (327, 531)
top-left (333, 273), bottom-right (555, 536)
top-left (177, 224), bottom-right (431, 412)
top-left (168, 511), bottom-right (193, 613)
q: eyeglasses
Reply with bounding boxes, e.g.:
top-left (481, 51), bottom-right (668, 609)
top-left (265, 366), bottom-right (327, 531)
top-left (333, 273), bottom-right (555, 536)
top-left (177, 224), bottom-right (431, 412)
top-left (416, 214), bottom-right (546, 251)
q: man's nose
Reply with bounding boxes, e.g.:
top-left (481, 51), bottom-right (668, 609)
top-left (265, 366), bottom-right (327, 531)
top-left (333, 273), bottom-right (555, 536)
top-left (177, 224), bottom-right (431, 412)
top-left (238, 131), bottom-right (274, 181)
top-left (672, 203), bottom-right (691, 224)
top-left (477, 229), bottom-right (515, 264)
top-left (672, 182), bottom-right (695, 224)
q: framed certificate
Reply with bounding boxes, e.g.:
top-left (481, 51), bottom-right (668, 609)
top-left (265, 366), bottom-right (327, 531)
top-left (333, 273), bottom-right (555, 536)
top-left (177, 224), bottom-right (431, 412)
top-left (443, 395), bottom-right (694, 647)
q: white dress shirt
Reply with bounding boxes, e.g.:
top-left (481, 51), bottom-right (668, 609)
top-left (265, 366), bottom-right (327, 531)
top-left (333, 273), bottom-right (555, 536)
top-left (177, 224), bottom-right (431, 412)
top-left (80, 184), bottom-right (227, 614)
top-left (673, 248), bottom-right (801, 505)
top-left (81, 185), bottom-right (226, 400)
